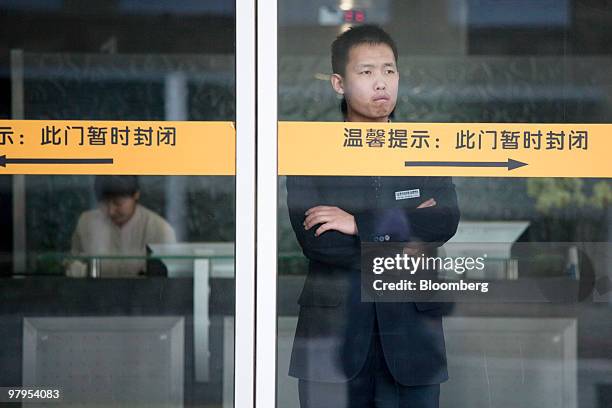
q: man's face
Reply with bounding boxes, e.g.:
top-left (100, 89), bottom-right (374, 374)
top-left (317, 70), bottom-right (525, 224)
top-left (332, 42), bottom-right (399, 122)
top-left (100, 193), bottom-right (139, 227)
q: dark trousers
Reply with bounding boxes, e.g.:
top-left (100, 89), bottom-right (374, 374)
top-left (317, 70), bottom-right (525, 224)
top-left (298, 320), bottom-right (440, 408)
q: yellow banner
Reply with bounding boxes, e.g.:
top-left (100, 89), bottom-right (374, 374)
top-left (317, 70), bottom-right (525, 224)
top-left (278, 121), bottom-right (611, 178)
top-left (0, 120), bottom-right (235, 175)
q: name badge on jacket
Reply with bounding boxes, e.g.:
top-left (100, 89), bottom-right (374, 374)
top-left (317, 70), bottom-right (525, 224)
top-left (395, 189), bottom-right (420, 200)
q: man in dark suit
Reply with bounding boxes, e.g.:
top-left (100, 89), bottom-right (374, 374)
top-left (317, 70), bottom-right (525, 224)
top-left (286, 25), bottom-right (460, 407)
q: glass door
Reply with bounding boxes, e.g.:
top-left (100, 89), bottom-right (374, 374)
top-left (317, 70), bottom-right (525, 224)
top-left (267, 1), bottom-right (612, 407)
top-left (0, 1), bottom-right (255, 407)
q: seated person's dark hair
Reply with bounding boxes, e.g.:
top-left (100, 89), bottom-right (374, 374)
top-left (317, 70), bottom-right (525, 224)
top-left (331, 24), bottom-right (398, 118)
top-left (94, 175), bottom-right (139, 201)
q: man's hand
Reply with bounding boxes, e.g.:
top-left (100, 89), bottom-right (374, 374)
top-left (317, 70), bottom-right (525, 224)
top-left (417, 198), bottom-right (436, 208)
top-left (304, 206), bottom-right (358, 237)
top-left (303, 198), bottom-right (435, 238)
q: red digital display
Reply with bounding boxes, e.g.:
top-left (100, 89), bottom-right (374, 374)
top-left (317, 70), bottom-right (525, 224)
top-left (343, 9), bottom-right (366, 23)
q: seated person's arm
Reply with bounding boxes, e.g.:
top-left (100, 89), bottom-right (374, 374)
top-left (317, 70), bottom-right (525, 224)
top-left (66, 215), bottom-right (88, 277)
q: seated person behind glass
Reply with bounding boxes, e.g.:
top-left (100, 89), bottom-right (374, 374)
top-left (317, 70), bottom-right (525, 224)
top-left (67, 176), bottom-right (176, 278)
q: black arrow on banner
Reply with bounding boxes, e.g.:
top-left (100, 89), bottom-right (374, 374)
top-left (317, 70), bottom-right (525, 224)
top-left (0, 155), bottom-right (113, 168)
top-left (405, 158), bottom-right (528, 171)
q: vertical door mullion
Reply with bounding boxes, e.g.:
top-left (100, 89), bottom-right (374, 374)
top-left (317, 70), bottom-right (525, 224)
top-left (256, 0), bottom-right (279, 406)
top-left (235, 0), bottom-right (257, 406)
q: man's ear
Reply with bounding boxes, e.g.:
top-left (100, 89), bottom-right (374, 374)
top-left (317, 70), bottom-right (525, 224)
top-left (133, 191), bottom-right (141, 201)
top-left (330, 73), bottom-right (345, 95)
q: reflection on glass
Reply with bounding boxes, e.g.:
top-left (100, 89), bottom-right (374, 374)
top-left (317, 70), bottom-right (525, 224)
top-left (68, 176), bottom-right (176, 278)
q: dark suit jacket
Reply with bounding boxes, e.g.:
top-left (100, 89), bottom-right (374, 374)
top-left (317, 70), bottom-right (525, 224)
top-left (286, 175), bottom-right (460, 386)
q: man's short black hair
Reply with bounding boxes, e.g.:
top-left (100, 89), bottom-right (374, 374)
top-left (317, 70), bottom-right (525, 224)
top-left (94, 175), bottom-right (139, 201)
top-left (331, 25), bottom-right (398, 117)
top-left (331, 24), bottom-right (398, 77)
